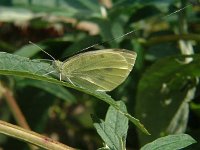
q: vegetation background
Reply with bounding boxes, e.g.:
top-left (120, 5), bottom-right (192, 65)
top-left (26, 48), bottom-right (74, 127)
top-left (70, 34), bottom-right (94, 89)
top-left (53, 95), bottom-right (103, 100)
top-left (0, 0), bottom-right (200, 149)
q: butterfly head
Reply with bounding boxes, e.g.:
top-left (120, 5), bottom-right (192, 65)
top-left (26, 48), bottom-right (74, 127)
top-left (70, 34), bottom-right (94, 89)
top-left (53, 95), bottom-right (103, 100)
top-left (53, 60), bottom-right (63, 73)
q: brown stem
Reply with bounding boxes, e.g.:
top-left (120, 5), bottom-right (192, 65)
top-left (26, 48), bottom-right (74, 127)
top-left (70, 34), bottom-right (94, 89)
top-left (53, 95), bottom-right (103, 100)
top-left (3, 88), bottom-right (31, 130)
top-left (0, 82), bottom-right (76, 149)
top-left (144, 34), bottom-right (200, 46)
top-left (0, 82), bottom-right (37, 149)
top-left (0, 120), bottom-right (76, 150)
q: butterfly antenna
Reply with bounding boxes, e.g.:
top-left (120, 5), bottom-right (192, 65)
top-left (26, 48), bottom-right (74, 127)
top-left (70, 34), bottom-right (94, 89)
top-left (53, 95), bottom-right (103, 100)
top-left (29, 41), bottom-right (56, 61)
top-left (34, 58), bottom-right (54, 62)
top-left (80, 30), bottom-right (138, 52)
top-left (163, 4), bottom-right (192, 19)
top-left (79, 3), bottom-right (193, 52)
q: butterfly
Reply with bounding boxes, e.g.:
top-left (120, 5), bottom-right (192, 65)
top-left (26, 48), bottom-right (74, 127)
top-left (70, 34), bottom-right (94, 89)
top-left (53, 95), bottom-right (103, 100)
top-left (30, 42), bottom-right (137, 92)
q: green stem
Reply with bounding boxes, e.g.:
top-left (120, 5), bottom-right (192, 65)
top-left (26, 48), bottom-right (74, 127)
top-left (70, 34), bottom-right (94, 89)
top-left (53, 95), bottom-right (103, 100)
top-left (0, 120), bottom-right (76, 150)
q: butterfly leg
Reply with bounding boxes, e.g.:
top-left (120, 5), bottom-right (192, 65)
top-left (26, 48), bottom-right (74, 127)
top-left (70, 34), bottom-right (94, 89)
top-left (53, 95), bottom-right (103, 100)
top-left (59, 73), bottom-right (62, 81)
top-left (67, 77), bottom-right (76, 86)
top-left (43, 71), bottom-right (55, 76)
top-left (60, 74), bottom-right (76, 86)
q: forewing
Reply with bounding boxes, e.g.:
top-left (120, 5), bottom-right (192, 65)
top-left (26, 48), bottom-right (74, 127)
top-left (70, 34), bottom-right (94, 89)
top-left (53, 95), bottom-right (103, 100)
top-left (117, 49), bottom-right (137, 70)
top-left (61, 49), bottom-right (136, 91)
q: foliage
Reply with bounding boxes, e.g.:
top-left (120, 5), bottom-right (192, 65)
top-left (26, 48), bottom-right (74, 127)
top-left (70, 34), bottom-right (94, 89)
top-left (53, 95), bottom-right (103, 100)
top-left (0, 0), bottom-right (200, 149)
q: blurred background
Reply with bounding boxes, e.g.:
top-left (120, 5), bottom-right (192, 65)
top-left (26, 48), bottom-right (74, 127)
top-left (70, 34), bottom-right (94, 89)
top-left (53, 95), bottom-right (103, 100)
top-left (0, 0), bottom-right (200, 149)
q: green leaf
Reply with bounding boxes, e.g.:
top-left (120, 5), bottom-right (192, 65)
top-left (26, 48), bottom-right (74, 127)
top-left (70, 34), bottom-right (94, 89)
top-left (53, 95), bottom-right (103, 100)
top-left (93, 101), bottom-right (129, 150)
top-left (0, 52), bottom-right (148, 134)
top-left (135, 54), bottom-right (200, 145)
top-left (140, 134), bottom-right (196, 150)
top-left (124, 113), bottom-right (150, 135)
top-left (105, 101), bottom-right (128, 149)
top-left (93, 116), bottom-right (121, 150)
top-left (14, 44), bottom-right (45, 57)
top-left (98, 147), bottom-right (110, 150)
top-left (15, 37), bottom-right (75, 58)
top-left (16, 79), bottom-right (76, 103)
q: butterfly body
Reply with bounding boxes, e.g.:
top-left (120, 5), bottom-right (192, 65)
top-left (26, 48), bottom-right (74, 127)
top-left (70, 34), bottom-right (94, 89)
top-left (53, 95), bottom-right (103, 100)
top-left (53, 49), bottom-right (137, 91)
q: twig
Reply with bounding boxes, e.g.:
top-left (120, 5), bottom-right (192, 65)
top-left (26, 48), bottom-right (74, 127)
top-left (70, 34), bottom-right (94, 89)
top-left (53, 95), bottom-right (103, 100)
top-left (0, 120), bottom-right (76, 150)
top-left (0, 82), bottom-right (37, 149)
top-left (144, 34), bottom-right (200, 46)
top-left (2, 87), bottom-right (31, 130)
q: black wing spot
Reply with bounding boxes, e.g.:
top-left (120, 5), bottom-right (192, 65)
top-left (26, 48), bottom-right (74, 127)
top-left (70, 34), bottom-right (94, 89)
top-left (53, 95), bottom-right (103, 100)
top-left (104, 68), bottom-right (113, 72)
top-left (100, 54), bottom-right (105, 58)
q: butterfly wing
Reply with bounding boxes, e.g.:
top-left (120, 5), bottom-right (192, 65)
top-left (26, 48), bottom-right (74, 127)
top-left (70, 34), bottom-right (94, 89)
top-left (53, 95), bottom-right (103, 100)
top-left (61, 49), bottom-right (137, 91)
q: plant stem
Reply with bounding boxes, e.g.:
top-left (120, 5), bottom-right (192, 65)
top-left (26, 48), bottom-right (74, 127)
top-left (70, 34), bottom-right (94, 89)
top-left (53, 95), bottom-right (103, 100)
top-left (0, 120), bottom-right (76, 150)
top-left (144, 33), bottom-right (200, 46)
top-left (3, 86), bottom-right (31, 130)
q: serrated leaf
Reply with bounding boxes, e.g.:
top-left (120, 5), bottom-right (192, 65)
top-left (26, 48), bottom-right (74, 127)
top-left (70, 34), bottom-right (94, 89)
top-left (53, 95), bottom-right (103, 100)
top-left (140, 134), bottom-right (196, 150)
top-left (92, 115), bottom-right (121, 150)
top-left (105, 101), bottom-right (128, 149)
top-left (94, 101), bottom-right (147, 150)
